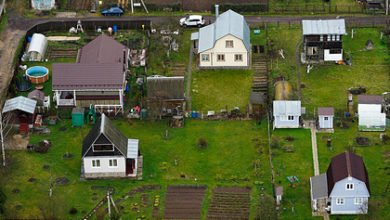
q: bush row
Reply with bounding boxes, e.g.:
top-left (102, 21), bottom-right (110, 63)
top-left (211, 4), bottom-right (268, 13)
top-left (144, 3), bottom-right (182, 12)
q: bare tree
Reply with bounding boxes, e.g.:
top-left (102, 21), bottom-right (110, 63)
top-left (0, 111), bottom-right (14, 167)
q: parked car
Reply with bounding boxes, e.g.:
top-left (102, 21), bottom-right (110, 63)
top-left (179, 15), bottom-right (205, 28)
top-left (101, 7), bottom-right (124, 16)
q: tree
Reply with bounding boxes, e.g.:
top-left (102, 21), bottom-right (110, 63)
top-left (255, 194), bottom-right (277, 220)
top-left (0, 111), bottom-right (14, 167)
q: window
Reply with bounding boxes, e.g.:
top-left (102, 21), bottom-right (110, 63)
top-left (225, 40), bottom-right (234, 48)
top-left (288, 116), bottom-right (294, 120)
top-left (346, 183), bottom-right (354, 190)
top-left (234, 54), bottom-right (243, 62)
top-left (92, 160), bottom-right (100, 167)
top-left (320, 35), bottom-right (323, 42)
top-left (329, 49), bottom-right (342, 54)
top-left (280, 115), bottom-right (288, 121)
top-left (324, 117), bottom-right (329, 121)
top-left (201, 54), bottom-right (209, 61)
top-left (93, 145), bottom-right (114, 151)
top-left (355, 197), bottom-right (363, 205)
top-left (307, 47), bottom-right (318, 55)
top-left (336, 198), bottom-right (344, 205)
top-left (109, 159), bottom-right (118, 167)
top-left (217, 54), bottom-right (225, 61)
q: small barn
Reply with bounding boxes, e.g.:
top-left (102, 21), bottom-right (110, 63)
top-left (318, 107), bottom-right (334, 129)
top-left (26, 33), bottom-right (48, 62)
top-left (2, 96), bottom-right (37, 133)
top-left (357, 95), bottom-right (386, 131)
top-left (147, 77), bottom-right (185, 117)
top-left (273, 101), bottom-right (301, 129)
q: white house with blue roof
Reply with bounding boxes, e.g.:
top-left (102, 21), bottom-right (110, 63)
top-left (191, 9), bottom-right (250, 68)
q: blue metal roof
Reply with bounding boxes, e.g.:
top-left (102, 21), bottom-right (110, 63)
top-left (197, 10), bottom-right (250, 53)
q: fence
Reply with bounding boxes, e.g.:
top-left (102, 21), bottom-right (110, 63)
top-left (272, 3), bottom-right (373, 15)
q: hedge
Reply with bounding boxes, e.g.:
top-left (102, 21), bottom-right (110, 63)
top-left (211, 4), bottom-right (268, 13)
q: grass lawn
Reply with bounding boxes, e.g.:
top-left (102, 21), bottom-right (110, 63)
top-left (0, 119), bottom-right (272, 219)
top-left (317, 121), bottom-right (390, 220)
top-left (270, 129), bottom-right (315, 219)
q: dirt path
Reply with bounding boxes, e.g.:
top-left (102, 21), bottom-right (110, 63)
top-left (310, 126), bottom-right (320, 176)
top-left (185, 43), bottom-right (193, 110)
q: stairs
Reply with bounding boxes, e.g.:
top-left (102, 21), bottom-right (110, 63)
top-left (251, 55), bottom-right (269, 99)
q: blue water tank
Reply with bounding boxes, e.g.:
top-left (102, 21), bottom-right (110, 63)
top-left (27, 37), bottom-right (32, 42)
top-left (113, 26), bottom-right (117, 33)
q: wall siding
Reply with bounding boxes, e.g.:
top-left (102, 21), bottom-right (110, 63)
top-left (84, 156), bottom-right (126, 177)
top-left (319, 115), bottom-right (333, 129)
top-left (274, 115), bottom-right (300, 128)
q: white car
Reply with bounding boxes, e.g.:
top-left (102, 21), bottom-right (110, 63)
top-left (180, 15), bottom-right (205, 28)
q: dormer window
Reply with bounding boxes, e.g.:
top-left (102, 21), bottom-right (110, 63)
top-left (346, 183), bottom-right (354, 190)
top-left (93, 144), bottom-right (114, 151)
top-left (226, 40), bottom-right (234, 48)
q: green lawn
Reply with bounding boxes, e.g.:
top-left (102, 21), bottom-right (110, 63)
top-left (317, 123), bottom-right (390, 220)
top-left (0, 119), bottom-right (272, 219)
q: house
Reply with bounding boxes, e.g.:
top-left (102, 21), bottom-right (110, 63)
top-left (365, 0), bottom-right (386, 10)
top-left (310, 152), bottom-right (370, 215)
top-left (52, 34), bottom-right (130, 114)
top-left (302, 19), bottom-right (346, 63)
top-left (147, 76), bottom-right (185, 117)
top-left (31, 0), bottom-right (56, 10)
top-left (81, 114), bottom-right (142, 179)
top-left (191, 9), bottom-right (250, 68)
top-left (318, 107), bottom-right (334, 129)
top-left (357, 95), bottom-right (386, 131)
top-left (273, 101), bottom-right (301, 129)
top-left (2, 96), bottom-right (37, 133)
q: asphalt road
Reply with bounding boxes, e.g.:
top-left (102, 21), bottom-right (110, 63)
top-left (6, 13), bottom-right (390, 31)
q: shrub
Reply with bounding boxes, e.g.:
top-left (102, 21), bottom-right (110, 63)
top-left (382, 135), bottom-right (390, 144)
top-left (145, 3), bottom-right (181, 12)
top-left (0, 187), bottom-right (6, 213)
top-left (69, 207), bottom-right (77, 215)
top-left (271, 136), bottom-right (280, 149)
top-left (197, 138), bottom-right (208, 149)
top-left (212, 4), bottom-right (268, 13)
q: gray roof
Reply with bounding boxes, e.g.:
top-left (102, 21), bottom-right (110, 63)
top-left (318, 107), bottom-right (334, 116)
top-left (310, 173), bottom-right (328, 200)
top-left (273, 101), bottom-right (301, 116)
top-left (52, 63), bottom-right (124, 90)
top-left (275, 186), bottom-right (283, 196)
top-left (250, 92), bottom-right (265, 105)
top-left (28, 89), bottom-right (45, 101)
top-left (2, 96), bottom-right (37, 114)
top-left (147, 77), bottom-right (185, 100)
top-left (302, 19), bottom-right (346, 35)
top-left (127, 139), bottom-right (139, 159)
top-left (197, 10), bottom-right (250, 53)
top-left (358, 95), bottom-right (382, 105)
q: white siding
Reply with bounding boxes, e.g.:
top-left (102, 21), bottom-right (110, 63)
top-left (84, 156), bottom-right (125, 175)
top-left (319, 115), bottom-right (333, 129)
top-left (199, 34), bottom-right (248, 67)
top-left (324, 49), bottom-right (343, 61)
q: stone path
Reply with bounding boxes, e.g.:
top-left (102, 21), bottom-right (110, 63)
top-left (311, 126), bottom-right (320, 176)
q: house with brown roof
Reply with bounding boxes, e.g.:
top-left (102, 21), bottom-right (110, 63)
top-left (52, 34), bottom-right (129, 114)
top-left (357, 95), bottom-right (386, 131)
top-left (310, 152), bottom-right (370, 215)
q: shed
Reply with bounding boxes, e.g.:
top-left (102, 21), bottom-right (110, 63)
top-left (28, 89), bottom-right (45, 106)
top-left (27, 33), bottom-right (48, 61)
top-left (275, 186), bottom-right (283, 205)
top-left (273, 101), bottom-right (301, 129)
top-left (2, 96), bottom-right (37, 133)
top-left (249, 91), bottom-right (265, 116)
top-left (318, 107), bottom-right (334, 129)
top-left (357, 95), bottom-right (385, 131)
top-left (72, 107), bottom-right (85, 127)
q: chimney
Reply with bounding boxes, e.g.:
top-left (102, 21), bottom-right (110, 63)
top-left (215, 5), bottom-right (219, 18)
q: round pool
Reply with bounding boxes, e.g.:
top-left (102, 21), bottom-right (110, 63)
top-left (26, 66), bottom-right (49, 84)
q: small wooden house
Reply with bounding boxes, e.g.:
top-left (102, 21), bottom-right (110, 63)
top-left (318, 107), bottom-right (334, 129)
top-left (302, 19), bottom-right (346, 63)
top-left (273, 101), bottom-right (301, 129)
top-left (357, 95), bottom-right (386, 131)
top-left (2, 96), bottom-right (37, 133)
top-left (81, 114), bottom-right (141, 179)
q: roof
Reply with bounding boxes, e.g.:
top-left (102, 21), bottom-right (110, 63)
top-left (310, 173), bottom-right (328, 199)
top-left (358, 95), bottom-right (382, 105)
top-left (197, 10), bottom-right (250, 53)
top-left (52, 63), bottom-right (124, 90)
top-left (2, 96), bottom-right (37, 114)
top-left (78, 34), bottom-right (129, 64)
top-left (28, 89), bottom-right (45, 101)
top-left (127, 139), bottom-right (139, 159)
top-left (275, 186), bottom-right (283, 196)
top-left (82, 114), bottom-right (132, 158)
top-left (147, 77), bottom-right (185, 100)
top-left (318, 107), bottom-right (334, 116)
top-left (302, 19), bottom-right (346, 35)
top-left (273, 101), bottom-right (301, 116)
top-left (27, 33), bottom-right (47, 56)
top-left (326, 152), bottom-right (370, 196)
top-left (250, 92), bottom-right (265, 105)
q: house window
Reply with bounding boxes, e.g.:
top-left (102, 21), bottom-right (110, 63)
top-left (202, 54), bottom-right (209, 61)
top-left (93, 144), bottom-right (114, 151)
top-left (225, 40), bottom-right (234, 48)
top-left (320, 35), bottom-right (323, 42)
top-left (329, 49), bottom-right (342, 54)
top-left (234, 54), bottom-right (243, 61)
top-left (109, 159), bottom-right (118, 167)
top-left (324, 117), bottom-right (329, 121)
top-left (280, 115), bottom-right (288, 121)
top-left (346, 183), bottom-right (354, 190)
top-left (355, 197), bottom-right (363, 205)
top-left (336, 198), bottom-right (344, 205)
top-left (288, 116), bottom-right (294, 120)
top-left (92, 160), bottom-right (100, 167)
top-left (217, 54), bottom-right (225, 62)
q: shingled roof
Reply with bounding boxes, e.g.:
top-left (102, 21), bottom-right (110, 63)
top-left (326, 152), bottom-right (370, 196)
top-left (147, 77), bottom-right (185, 100)
top-left (358, 95), bottom-right (382, 105)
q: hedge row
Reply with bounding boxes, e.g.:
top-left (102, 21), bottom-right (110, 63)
top-left (144, 3), bottom-right (182, 12)
top-left (211, 4), bottom-right (268, 13)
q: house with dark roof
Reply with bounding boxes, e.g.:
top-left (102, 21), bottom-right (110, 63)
top-left (191, 9), bottom-right (250, 68)
top-left (357, 95), bottom-right (386, 131)
top-left (52, 34), bottom-right (129, 114)
top-left (81, 114), bottom-right (141, 179)
top-left (318, 107), bottom-right (334, 129)
top-left (310, 152), bottom-right (370, 215)
top-left (301, 19), bottom-right (346, 63)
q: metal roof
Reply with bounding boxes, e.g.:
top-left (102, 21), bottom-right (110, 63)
top-left (318, 107), bottom-right (334, 116)
top-left (28, 89), bottom-right (45, 101)
top-left (52, 63), bottom-right (124, 90)
top-left (197, 10), bottom-right (250, 53)
top-left (302, 19), bottom-right (346, 35)
top-left (358, 95), bottom-right (382, 104)
top-left (191, 32), bottom-right (199, 40)
top-left (127, 139), bottom-right (139, 159)
top-left (310, 173), bottom-right (328, 200)
top-left (147, 77), bottom-right (185, 100)
top-left (273, 101), bottom-right (301, 116)
top-left (2, 96), bottom-right (37, 114)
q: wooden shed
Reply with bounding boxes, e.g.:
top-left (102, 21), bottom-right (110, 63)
top-left (318, 107), bottom-right (334, 129)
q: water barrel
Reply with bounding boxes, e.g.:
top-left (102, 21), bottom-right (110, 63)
top-left (113, 26), bottom-right (117, 33)
top-left (141, 109), bottom-right (147, 118)
top-left (192, 110), bottom-right (196, 118)
top-left (196, 111), bottom-right (200, 118)
top-left (27, 37), bottom-right (32, 42)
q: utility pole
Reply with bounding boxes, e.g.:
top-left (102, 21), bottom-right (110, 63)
top-left (386, 0), bottom-right (389, 16)
top-left (107, 191), bottom-right (111, 218)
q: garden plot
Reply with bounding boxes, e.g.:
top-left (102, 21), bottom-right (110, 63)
top-left (207, 187), bottom-right (251, 220)
top-left (163, 185), bottom-right (206, 219)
